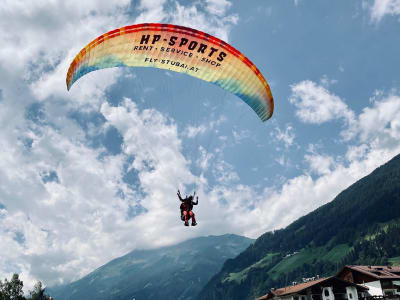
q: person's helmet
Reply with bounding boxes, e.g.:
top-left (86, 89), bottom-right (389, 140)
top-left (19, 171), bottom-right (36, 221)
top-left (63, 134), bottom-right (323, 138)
top-left (188, 195), bottom-right (193, 200)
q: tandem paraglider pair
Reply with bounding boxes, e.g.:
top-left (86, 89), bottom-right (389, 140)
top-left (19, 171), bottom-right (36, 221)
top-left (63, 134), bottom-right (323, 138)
top-left (177, 190), bottom-right (198, 226)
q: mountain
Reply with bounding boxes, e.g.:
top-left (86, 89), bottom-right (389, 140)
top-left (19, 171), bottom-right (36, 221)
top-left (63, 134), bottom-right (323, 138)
top-left (197, 153), bottom-right (400, 300)
top-left (48, 234), bottom-right (253, 300)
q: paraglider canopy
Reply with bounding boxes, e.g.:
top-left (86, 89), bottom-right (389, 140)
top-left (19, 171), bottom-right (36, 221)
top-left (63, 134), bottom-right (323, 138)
top-left (66, 23), bottom-right (274, 121)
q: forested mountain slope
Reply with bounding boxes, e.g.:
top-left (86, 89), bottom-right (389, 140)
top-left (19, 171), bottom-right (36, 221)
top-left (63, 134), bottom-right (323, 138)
top-left (198, 154), bottom-right (400, 300)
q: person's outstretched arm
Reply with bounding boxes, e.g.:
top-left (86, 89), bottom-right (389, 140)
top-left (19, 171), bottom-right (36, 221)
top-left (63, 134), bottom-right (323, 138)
top-left (177, 190), bottom-right (183, 201)
top-left (192, 191), bottom-right (198, 205)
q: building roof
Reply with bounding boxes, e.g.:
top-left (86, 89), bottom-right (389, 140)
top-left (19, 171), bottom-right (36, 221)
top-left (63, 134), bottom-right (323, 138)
top-left (338, 265), bottom-right (400, 280)
top-left (271, 277), bottom-right (328, 297)
top-left (255, 276), bottom-right (369, 300)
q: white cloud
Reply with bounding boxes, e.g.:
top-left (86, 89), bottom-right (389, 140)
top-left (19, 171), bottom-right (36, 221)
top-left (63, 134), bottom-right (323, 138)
top-left (135, 0), bottom-right (238, 41)
top-left (232, 129), bottom-right (251, 144)
top-left (183, 115), bottom-right (227, 139)
top-left (168, 1), bottom-right (238, 41)
top-left (135, 0), bottom-right (168, 23)
top-left (337, 93), bottom-right (400, 152)
top-left (346, 144), bottom-right (369, 162)
top-left (320, 75), bottom-right (338, 88)
top-left (354, 94), bottom-right (400, 147)
top-left (100, 99), bottom-right (192, 185)
top-left (0, 0), bottom-right (130, 91)
top-left (196, 146), bottom-right (214, 171)
top-left (0, 119), bottom-right (133, 287)
top-left (305, 153), bottom-right (335, 175)
top-left (275, 155), bottom-right (291, 168)
top-left (273, 124), bottom-right (296, 148)
top-left (278, 84), bottom-right (400, 242)
top-left (289, 80), bottom-right (355, 126)
top-left (205, 0), bottom-right (232, 16)
top-left (0, 0), bottom-right (240, 290)
top-left (370, 0), bottom-right (400, 22)
top-left (184, 124), bottom-right (208, 138)
top-left (212, 160), bottom-right (240, 185)
top-left (290, 81), bottom-right (400, 148)
top-left (238, 144), bottom-right (400, 238)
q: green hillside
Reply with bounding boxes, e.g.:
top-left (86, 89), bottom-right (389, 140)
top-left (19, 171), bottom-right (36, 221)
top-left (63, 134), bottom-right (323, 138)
top-left (197, 153), bottom-right (400, 300)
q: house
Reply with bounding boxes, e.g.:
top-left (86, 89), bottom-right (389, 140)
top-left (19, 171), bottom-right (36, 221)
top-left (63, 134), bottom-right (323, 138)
top-left (336, 265), bottom-right (400, 298)
top-left (255, 276), bottom-right (368, 300)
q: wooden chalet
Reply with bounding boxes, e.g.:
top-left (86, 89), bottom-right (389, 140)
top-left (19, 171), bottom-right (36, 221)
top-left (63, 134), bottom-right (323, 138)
top-left (255, 276), bottom-right (368, 300)
top-left (336, 265), bottom-right (400, 298)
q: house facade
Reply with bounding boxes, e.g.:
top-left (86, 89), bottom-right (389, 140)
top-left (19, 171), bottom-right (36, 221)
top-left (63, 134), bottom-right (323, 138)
top-left (256, 276), bottom-right (368, 300)
top-left (336, 265), bottom-right (400, 298)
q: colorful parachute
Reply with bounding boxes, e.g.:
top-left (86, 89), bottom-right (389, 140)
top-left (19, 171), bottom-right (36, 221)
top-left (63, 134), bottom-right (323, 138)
top-left (66, 23), bottom-right (274, 121)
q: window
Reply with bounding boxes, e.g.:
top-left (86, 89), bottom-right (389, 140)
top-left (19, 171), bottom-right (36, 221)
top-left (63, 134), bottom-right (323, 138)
top-left (349, 293), bottom-right (353, 299)
top-left (324, 290), bottom-right (329, 297)
top-left (385, 291), bottom-right (394, 296)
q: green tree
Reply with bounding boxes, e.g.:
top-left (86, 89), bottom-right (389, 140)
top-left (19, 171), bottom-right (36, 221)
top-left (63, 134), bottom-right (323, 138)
top-left (0, 273), bottom-right (25, 300)
top-left (27, 281), bottom-right (50, 300)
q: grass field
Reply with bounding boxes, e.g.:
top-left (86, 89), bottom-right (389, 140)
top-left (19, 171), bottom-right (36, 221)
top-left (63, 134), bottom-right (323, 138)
top-left (267, 244), bottom-right (351, 280)
top-left (223, 253), bottom-right (279, 283)
top-left (389, 256), bottom-right (400, 266)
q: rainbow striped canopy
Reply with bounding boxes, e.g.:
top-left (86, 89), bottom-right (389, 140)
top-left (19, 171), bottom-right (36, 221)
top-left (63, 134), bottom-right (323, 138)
top-left (66, 23), bottom-right (274, 121)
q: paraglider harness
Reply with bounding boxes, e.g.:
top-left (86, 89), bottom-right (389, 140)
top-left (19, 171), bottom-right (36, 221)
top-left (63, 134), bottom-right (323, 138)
top-left (177, 190), bottom-right (198, 224)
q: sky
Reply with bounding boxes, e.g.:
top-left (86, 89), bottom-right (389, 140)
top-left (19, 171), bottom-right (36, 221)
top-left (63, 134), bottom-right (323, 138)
top-left (1, 0), bottom-right (400, 291)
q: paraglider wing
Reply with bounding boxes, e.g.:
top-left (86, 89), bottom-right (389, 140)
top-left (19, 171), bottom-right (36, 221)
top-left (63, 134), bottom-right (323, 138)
top-left (66, 23), bottom-right (274, 121)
